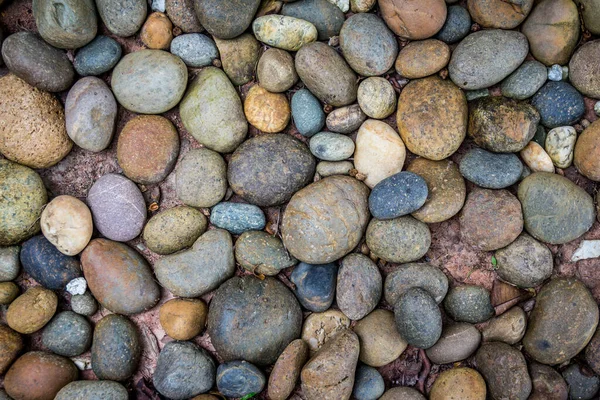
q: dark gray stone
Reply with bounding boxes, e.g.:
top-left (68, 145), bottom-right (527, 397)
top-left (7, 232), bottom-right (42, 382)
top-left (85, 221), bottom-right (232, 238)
top-left (91, 314), bottom-right (140, 381)
top-left (444, 285), bottom-right (494, 324)
top-left (562, 364), bottom-right (600, 400)
top-left (352, 364), bottom-right (385, 400)
top-left (282, 0), bottom-right (344, 40)
top-left (531, 81), bottom-right (585, 128)
top-left (74, 36), bottom-right (122, 76)
top-left (459, 147), bottom-right (523, 189)
top-left (292, 88), bottom-right (325, 137)
top-left (368, 171), bottom-right (428, 220)
top-left (193, 0), bottom-right (260, 39)
top-left (0, 246), bottom-right (20, 282)
top-left (336, 253), bottom-right (382, 320)
top-left (209, 202), bottom-right (266, 235)
top-left (290, 262), bottom-right (337, 312)
top-left (42, 311), bottom-right (92, 357)
top-left (216, 361), bottom-right (266, 398)
top-left (436, 5), bottom-right (471, 44)
top-left (501, 60), bottom-right (547, 100)
top-left (384, 262), bottom-right (448, 305)
top-left (394, 287), bottom-right (442, 349)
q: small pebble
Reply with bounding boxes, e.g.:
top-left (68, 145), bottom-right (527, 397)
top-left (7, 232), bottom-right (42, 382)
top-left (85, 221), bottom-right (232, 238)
top-left (353, 364), bottom-right (385, 400)
top-left (159, 298), bottom-right (207, 340)
top-left (210, 202), bottom-right (266, 235)
top-left (316, 161), bottom-right (353, 177)
top-left (544, 126), bottom-right (577, 168)
top-left (40, 195), bottom-right (93, 256)
top-left (291, 262), bottom-right (337, 312)
top-left (73, 36), bottom-right (122, 76)
top-left (170, 34), bottom-right (218, 67)
top-left (66, 278), bottom-right (87, 296)
top-left (436, 5), bottom-right (471, 44)
top-left (292, 88), bottom-right (325, 137)
top-left (520, 141), bottom-right (555, 173)
top-left (217, 361), bottom-right (266, 398)
top-left (459, 147), bottom-right (523, 189)
top-left (326, 104), bottom-right (366, 134)
top-left (357, 77), bottom-right (396, 119)
top-left (70, 292), bottom-right (97, 316)
top-left (444, 285), bottom-right (494, 324)
top-left (309, 132), bottom-right (355, 161)
top-left (547, 64), bottom-right (564, 81)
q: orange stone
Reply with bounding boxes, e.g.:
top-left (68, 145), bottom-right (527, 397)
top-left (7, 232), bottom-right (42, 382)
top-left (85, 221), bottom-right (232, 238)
top-left (159, 298), bottom-right (208, 340)
top-left (140, 12), bottom-right (173, 50)
top-left (244, 84), bottom-right (291, 133)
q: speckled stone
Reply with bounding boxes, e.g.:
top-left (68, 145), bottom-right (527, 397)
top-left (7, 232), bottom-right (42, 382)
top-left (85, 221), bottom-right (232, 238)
top-left (302, 310), bottom-right (351, 354)
top-left (169, 33), bottom-right (217, 67)
top-left (282, 0), bottom-right (344, 40)
top-left (570, 39), bottom-right (600, 99)
top-left (235, 231), bottom-right (297, 276)
top-left (353, 309), bottom-right (407, 367)
top-left (142, 206), bottom-right (207, 255)
top-left (176, 148), bottom-right (227, 208)
top-left (309, 132), bottom-right (355, 161)
top-left (91, 314), bottom-right (140, 381)
top-left (336, 253), bottom-right (382, 320)
top-left (562, 364), bottom-right (599, 400)
top-left (384, 262), bottom-right (448, 305)
top-left (529, 363), bottom-right (569, 400)
top-left (475, 342), bottom-right (532, 400)
top-left (55, 381), bottom-right (129, 400)
top-left (291, 262), bottom-right (337, 312)
top-left (0, 282), bottom-right (18, 305)
top-left (394, 288), bottom-right (442, 349)
top-left (74, 36), bottom-right (122, 76)
top-left (96, 0), bottom-right (147, 37)
top-left (501, 60), bottom-right (548, 100)
top-left (252, 15), bottom-right (318, 52)
top-left (70, 292), bottom-right (97, 316)
top-left (209, 202), bottom-right (265, 235)
top-left (426, 323), bottom-right (481, 364)
top-left (33, 0), bottom-right (97, 49)
top-left (6, 287), bottom-right (57, 334)
top-left (459, 147), bottom-right (523, 189)
top-left (194, 0), bottom-right (260, 39)
top-left (495, 234), bottom-right (553, 288)
top-left (430, 367), bottom-right (487, 400)
top-left (395, 39), bottom-right (450, 79)
top-left (0, 326), bottom-right (23, 374)
top-left (244, 84), bottom-right (290, 132)
top-left (353, 364), bottom-right (385, 400)
top-left (436, 5), bottom-right (471, 44)
top-left (165, 0), bottom-right (202, 32)
top-left (357, 77), bottom-right (397, 119)
top-left (292, 88), bottom-right (325, 137)
top-left (369, 171), bottom-right (428, 220)
top-left (326, 104), bottom-right (366, 134)
top-left (366, 216), bottom-right (431, 263)
top-left (268, 340), bottom-right (309, 400)
top-left (545, 126), bottom-right (576, 168)
top-left (42, 311), bottom-right (92, 357)
top-left (444, 285), bottom-right (494, 324)
top-left (531, 81), bottom-right (585, 128)
top-left (217, 361), bottom-right (265, 398)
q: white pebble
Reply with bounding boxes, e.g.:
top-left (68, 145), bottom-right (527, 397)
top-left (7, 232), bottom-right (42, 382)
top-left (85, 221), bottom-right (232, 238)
top-left (327, 0), bottom-right (350, 12)
top-left (572, 240), bottom-right (600, 262)
top-left (547, 64), bottom-right (563, 81)
top-left (151, 0), bottom-right (165, 12)
top-left (66, 277), bottom-right (87, 295)
top-left (544, 126), bottom-right (577, 168)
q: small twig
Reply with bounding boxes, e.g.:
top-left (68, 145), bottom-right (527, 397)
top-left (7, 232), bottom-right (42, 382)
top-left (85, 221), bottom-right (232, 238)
top-left (416, 349), bottom-right (431, 394)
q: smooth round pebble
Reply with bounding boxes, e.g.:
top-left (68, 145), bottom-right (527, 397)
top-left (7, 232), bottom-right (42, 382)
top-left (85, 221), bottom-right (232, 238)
top-left (55, 381), bottom-right (129, 400)
top-left (317, 161), bottom-right (354, 177)
top-left (70, 292), bottom-right (97, 316)
top-left (520, 141), bottom-right (555, 173)
top-left (7, 287), bottom-right (57, 334)
top-left (210, 202), bottom-right (265, 235)
top-left (384, 262), bottom-right (448, 305)
top-left (430, 367), bottom-right (487, 400)
top-left (165, 0), bottom-right (201, 32)
top-left (494, 233), bottom-right (552, 288)
top-left (257, 48), bottom-right (298, 93)
top-left (366, 216), bottom-right (431, 263)
top-left (0, 282), bottom-right (19, 305)
top-left (378, 0), bottom-right (446, 39)
top-left (336, 253), bottom-right (382, 320)
top-left (217, 361), bottom-right (265, 398)
top-left (426, 323), bottom-right (481, 364)
top-left (501, 60), bottom-right (548, 100)
top-left (292, 88), bottom-right (325, 137)
top-left (475, 342), bottom-right (532, 400)
top-left (244, 84), bottom-right (290, 133)
top-left (574, 119), bottom-right (600, 181)
top-left (482, 306), bottom-right (527, 345)
top-left (268, 340), bottom-right (309, 400)
top-left (570, 40), bottom-right (600, 99)
top-left (159, 298), bottom-right (207, 340)
top-left (40, 195), bottom-right (92, 256)
top-left (353, 364), bottom-right (385, 400)
top-left (281, 0), bottom-right (344, 40)
top-left (353, 309), bottom-right (407, 367)
top-left (143, 206), bottom-right (207, 255)
top-left (467, 0), bottom-right (533, 29)
top-left (309, 132), bottom-right (355, 161)
top-left (42, 311), bottom-right (92, 357)
top-left (529, 363), bottom-right (569, 400)
top-left (32, 0), bottom-right (97, 49)
top-left (170, 34), bottom-right (218, 67)
top-left (459, 147), bottom-right (523, 189)
top-left (74, 36), bottom-right (122, 76)
top-left (443, 285), bottom-right (494, 324)
top-left (252, 15), bottom-right (318, 51)
top-left (215, 33), bottom-right (260, 86)
top-left (235, 231), bottom-right (297, 276)
top-left (357, 77), bottom-right (396, 119)
top-left (291, 262), bottom-right (337, 312)
top-left (380, 387), bottom-right (426, 400)
top-left (96, 0), bottom-right (147, 37)
top-left (436, 5), bottom-right (471, 44)
top-left (545, 126), bottom-right (577, 168)
top-left (327, 104), bottom-right (367, 134)
top-left (0, 246), bottom-right (20, 282)
top-left (395, 39), bottom-right (450, 79)
top-left (369, 171), bottom-right (428, 220)
top-left (140, 12), bottom-right (173, 49)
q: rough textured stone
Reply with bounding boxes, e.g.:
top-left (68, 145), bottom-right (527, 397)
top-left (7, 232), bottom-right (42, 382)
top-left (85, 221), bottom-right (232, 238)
top-left (501, 60), bottom-right (548, 100)
top-left (562, 364), bottom-right (599, 400)
top-left (70, 292), bottom-right (97, 316)
top-left (357, 77), bottom-right (396, 119)
top-left (268, 339), bottom-right (309, 400)
top-left (244, 85), bottom-right (290, 132)
top-left (291, 262), bottom-right (337, 312)
top-left (91, 314), bottom-right (140, 381)
top-left (96, 0), bottom-right (147, 37)
top-left (366, 216), bottom-right (431, 263)
top-left (252, 15), bottom-right (318, 51)
top-left (0, 246), bottom-right (20, 282)
top-left (301, 310), bottom-right (351, 354)
top-left (140, 12), bottom-right (173, 50)
top-left (353, 309), bottom-right (407, 367)
top-left (209, 202), bottom-right (265, 235)
top-left (575, 120), bottom-right (600, 181)
top-left (336, 253), bottom-right (381, 320)
top-left (33, 0), bottom-right (97, 49)
top-left (55, 381), bottom-right (129, 400)
top-left (326, 104), bottom-right (366, 134)
top-left (166, 0), bottom-right (202, 32)
top-left (430, 368), bottom-right (487, 400)
top-left (529, 363), bottom-right (569, 400)
top-left (0, 325), bottom-right (23, 374)
top-left (426, 323), bottom-right (481, 364)
top-left (369, 172), bottom-right (428, 219)
top-left (42, 311), bottom-right (92, 357)
top-left (475, 342), bottom-right (532, 400)
top-left (378, 0), bottom-right (446, 39)
top-left (143, 206), bottom-right (207, 255)
top-left (395, 39), bottom-right (450, 79)
top-left (176, 148), bottom-right (227, 207)
top-left (586, 328), bottom-right (600, 375)
top-left (545, 126), bottom-right (576, 168)
top-left (6, 287), bottom-right (57, 334)
top-left (444, 285), bottom-right (494, 324)
top-left (394, 287), bottom-right (442, 349)
top-left (235, 231), bottom-right (296, 276)
top-left (494, 234), bottom-right (552, 288)
top-left (193, 0), bottom-right (260, 39)
top-left (170, 33), bottom-right (217, 67)
top-left (436, 5), bottom-right (471, 44)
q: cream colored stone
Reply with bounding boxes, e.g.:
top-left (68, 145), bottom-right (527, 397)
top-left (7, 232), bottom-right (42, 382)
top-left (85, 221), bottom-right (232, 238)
top-left (41, 195), bottom-right (93, 256)
top-left (482, 306), bottom-right (527, 345)
top-left (253, 15), bottom-right (318, 51)
top-left (301, 309), bottom-right (350, 354)
top-left (544, 126), bottom-right (577, 168)
top-left (520, 141), bottom-right (554, 173)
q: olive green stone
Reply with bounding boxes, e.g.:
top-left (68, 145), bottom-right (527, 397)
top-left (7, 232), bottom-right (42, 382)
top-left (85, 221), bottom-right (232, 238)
top-left (214, 34), bottom-right (260, 86)
top-left (443, 285), bottom-right (494, 324)
top-left (235, 231), bottom-right (297, 276)
top-left (142, 206), bottom-right (207, 255)
top-left (366, 216), bottom-right (431, 263)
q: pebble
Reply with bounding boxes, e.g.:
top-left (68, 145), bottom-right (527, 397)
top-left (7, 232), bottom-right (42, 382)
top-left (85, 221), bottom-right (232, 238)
top-left (143, 206), bottom-right (207, 255)
top-left (475, 342), bottom-right (532, 400)
top-left (327, 104), bottom-right (367, 133)
top-left (309, 132), bottom-right (355, 161)
top-left (74, 35), bottom-right (122, 76)
top-left (0, 74), bottom-right (72, 169)
top-left (65, 76), bottom-right (117, 152)
top-left (544, 126), bottom-right (576, 168)
top-left (520, 141), bottom-right (555, 173)
top-left (353, 364), bottom-right (385, 400)
top-left (357, 77), bottom-right (396, 119)
top-left (459, 147), bottom-right (523, 189)
top-left (87, 174), bottom-right (146, 242)
top-left (65, 277), bottom-right (87, 295)
top-left (350, 0), bottom-right (376, 12)
top-left (170, 33), bottom-right (217, 67)
top-left (195, 0), bottom-right (260, 39)
top-left (366, 216), bottom-right (431, 263)
top-left (92, 314), bottom-right (141, 381)
top-left (165, 0), bottom-right (202, 32)
top-left (575, 120), bottom-right (600, 180)
top-left (291, 262), bottom-right (338, 312)
top-left (0, 246), bottom-right (20, 281)
top-left (501, 60), bottom-right (548, 100)
top-left (292, 89), bottom-right (325, 137)
top-left (317, 161), bottom-right (354, 177)
top-left (140, 12), bottom-right (173, 49)
top-left (154, 341), bottom-right (216, 399)
top-left (518, 172), bottom-right (595, 244)
top-left (257, 48), bottom-right (298, 93)
top-left (1, 32), bottom-right (74, 92)
top-left (460, 188), bottom-right (523, 251)
top-left (253, 15), bottom-right (318, 51)
top-left (577, 0), bottom-right (600, 35)
top-left (547, 64), bottom-right (563, 81)
top-left (302, 310), bottom-right (351, 354)
top-left (42, 311), bottom-right (92, 357)
top-left (397, 76), bottom-right (467, 160)
top-left (494, 233), bottom-right (553, 288)
top-left (436, 5), bottom-right (471, 44)
top-left (176, 148), bottom-right (227, 208)
top-left (214, 34), bottom-right (260, 86)
top-left (430, 368), bottom-right (487, 400)
top-left (0, 282), bottom-right (19, 305)
top-left (210, 202), bottom-right (265, 235)
top-left (380, 387), bottom-right (426, 400)
top-left (207, 276), bottom-right (302, 365)
top-left (531, 81), bottom-right (585, 128)
top-left (159, 298), bottom-right (207, 340)
top-left (0, 160), bottom-right (47, 245)
top-left (426, 323), bottom-right (481, 364)
top-left (268, 340), bottom-right (309, 400)
top-left (468, 0), bottom-right (533, 29)
top-left (369, 171), bottom-right (428, 220)
top-left (353, 309), bottom-right (407, 367)
top-left (282, 0), bottom-right (344, 40)
top-left (180, 67), bottom-right (247, 153)
top-left (384, 262), bottom-right (448, 305)
top-left (336, 253), bottom-right (382, 320)
top-left (217, 361), bottom-right (265, 398)
top-left (378, 0), bottom-right (446, 39)
top-left (448, 29), bottom-right (528, 90)
top-left (328, 0), bottom-right (349, 11)
top-left (81, 239), bottom-right (160, 314)
top-left (394, 287), bottom-right (442, 349)
top-left (587, 329), bottom-right (600, 375)
top-left (354, 119), bottom-right (406, 188)
top-left (20, 235), bottom-right (81, 290)
top-left (7, 287), bottom-right (56, 334)
top-left (244, 85), bottom-right (290, 132)
top-left (96, 0), bottom-right (147, 37)
top-left (529, 363), bottom-right (569, 400)
top-left (0, 325), bottom-right (22, 374)
top-left (339, 13), bottom-right (398, 76)
top-left (482, 306), bottom-right (527, 344)
top-left (444, 284), bottom-right (494, 324)
top-left (282, 175), bottom-right (369, 264)
top-left (111, 49), bottom-right (187, 114)
top-left (562, 364), bottom-right (600, 400)
top-left (523, 278), bottom-right (598, 364)
top-left (521, 0), bottom-right (579, 66)
top-left (395, 39), bottom-right (450, 79)
top-left (70, 292), bottom-right (98, 316)
top-left (407, 158), bottom-right (466, 223)
top-left (4, 352), bottom-right (77, 400)
top-left (154, 229), bottom-right (234, 297)
top-left (33, 0), bottom-right (96, 49)
top-left (55, 381), bottom-right (129, 400)
top-left (301, 330), bottom-right (359, 399)
top-left (235, 231), bottom-right (296, 275)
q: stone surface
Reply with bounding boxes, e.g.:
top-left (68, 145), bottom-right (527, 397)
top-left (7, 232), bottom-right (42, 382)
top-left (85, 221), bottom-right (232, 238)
top-left (459, 147), bottom-right (523, 189)
top-left (268, 339), bottom-right (309, 400)
top-left (140, 12), bottom-right (173, 50)
top-left (282, 0), bottom-right (345, 40)
top-left (7, 287), bottom-right (57, 334)
top-left (0, 282), bottom-right (18, 305)
top-left (176, 148), bottom-right (227, 207)
top-left (395, 39), bottom-right (450, 79)
top-left (467, 0), bottom-right (533, 29)
top-left (55, 381), bottom-right (129, 400)
top-left (531, 81), bottom-right (585, 128)
top-left (143, 206), bottom-right (207, 255)
top-left (495, 233), bottom-right (553, 288)
top-left (336, 253), bottom-right (381, 320)
top-left (217, 361), bottom-right (265, 398)
top-left (562, 364), bottom-right (599, 400)
top-left (252, 15), bottom-right (318, 51)
top-left (357, 77), bottom-right (396, 119)
top-left (576, 0), bottom-right (600, 35)
top-left (385, 262), bottom-right (448, 305)
top-left (394, 287), bottom-right (442, 349)
top-left (291, 262), bottom-right (337, 312)
top-left (33, 0), bottom-right (97, 49)
top-left (244, 85), bottom-right (290, 132)
top-left (429, 367), bottom-right (487, 400)
top-left (159, 298), bottom-right (207, 340)
top-left (353, 364), bottom-right (385, 400)
top-left (545, 126), bottom-right (576, 168)
top-left (292, 88), bottom-right (325, 137)
top-left (209, 202), bottom-right (265, 235)
top-left (586, 328), bottom-right (600, 375)
top-left (194, 0), bottom-right (260, 39)
top-left (214, 34), bottom-right (260, 86)
top-left (235, 230), bottom-right (297, 276)
top-left (475, 342), bottom-right (532, 400)
top-left (170, 33), bottom-right (217, 67)
top-left (380, 387), bottom-right (426, 400)
top-left (520, 141), bottom-right (555, 173)
top-left (575, 120), bottom-right (600, 181)
top-left (572, 240), bottom-right (600, 262)
top-left (444, 284), bottom-right (494, 323)
top-left (327, 104), bottom-right (367, 134)
top-left (74, 36), bottom-right (122, 76)
top-left (369, 172), bottom-right (428, 219)
top-left (0, 246), bottom-right (20, 282)
top-left (257, 48), bottom-right (298, 93)
top-left (301, 310), bottom-right (351, 354)
top-left (501, 60), bottom-right (548, 100)
top-left (436, 5), bottom-right (471, 44)
top-left (309, 132), bottom-right (355, 161)
top-left (91, 314), bottom-right (140, 381)
top-left (378, 0), bottom-right (446, 39)
top-left (96, 0), bottom-right (147, 37)
top-left (529, 362), bottom-right (569, 400)
top-left (426, 323), bottom-right (481, 364)
top-left (0, 325), bottom-right (23, 374)
top-left (166, 0), bottom-right (202, 32)
top-left (70, 292), bottom-right (97, 316)
top-left (482, 306), bottom-right (527, 344)
top-left (350, 0), bottom-right (376, 12)
top-left (367, 216), bottom-right (431, 263)
top-left (42, 311), bottom-right (92, 357)
top-left (317, 161), bottom-right (354, 177)
top-left (65, 277), bottom-right (86, 295)
top-left (353, 309), bottom-right (407, 367)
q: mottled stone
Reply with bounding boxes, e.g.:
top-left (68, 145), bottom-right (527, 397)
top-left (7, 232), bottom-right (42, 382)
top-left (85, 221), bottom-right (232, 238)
top-left (426, 323), bottom-right (481, 364)
top-left (520, 141), bottom-right (555, 173)
top-left (292, 89), bottom-right (325, 137)
top-left (33, 0), bottom-right (97, 49)
top-left (529, 363), bottom-right (569, 400)
top-left (0, 282), bottom-right (18, 305)
top-left (366, 216), bottom-right (431, 263)
top-left (357, 77), bottom-right (396, 119)
top-left (353, 309), bottom-right (407, 367)
top-left (430, 368), bottom-right (487, 400)
top-left (435, 5), bottom-right (471, 44)
top-left (309, 132), bottom-right (355, 161)
top-left (380, 387), bottom-right (426, 400)
top-left (385, 263), bottom-right (448, 305)
top-left (268, 340), bottom-right (309, 400)
top-left (7, 287), bottom-right (57, 334)
top-left (482, 306), bottom-right (527, 344)
top-left (96, 0), bottom-right (147, 37)
top-left (55, 381), bottom-right (129, 400)
top-left (193, 0), bottom-right (260, 39)
top-left (326, 104), bottom-right (366, 134)
top-left (336, 253), bottom-right (381, 320)
top-left (74, 36), bottom-right (122, 76)
top-left (317, 161), bottom-right (354, 177)
top-left (252, 15), bottom-right (318, 51)
top-left (291, 262), bottom-right (337, 312)
top-left (459, 147), bottom-right (523, 189)
top-left (92, 314), bottom-right (140, 381)
top-left (235, 230), bottom-right (296, 276)
top-left (143, 206), bottom-right (207, 255)
top-left (0, 325), bottom-right (23, 374)
top-left (467, 0), bottom-right (533, 29)
top-left (501, 60), bottom-right (548, 100)
top-left (257, 48), bottom-right (298, 93)
top-left (214, 34), bottom-right (259, 86)
top-left (394, 288), bottom-right (442, 349)
top-left (176, 148), bottom-right (227, 207)
top-left (42, 311), bottom-right (92, 357)
top-left (475, 342), bottom-right (532, 400)
top-left (544, 126), bottom-right (576, 168)
top-left (562, 364), bottom-right (599, 400)
top-left (395, 39), bottom-right (450, 79)
top-left (244, 85), bottom-right (290, 132)
top-left (166, 0), bottom-right (202, 32)
top-left (531, 81), bottom-right (585, 128)
top-left (575, 119), bottom-right (600, 181)
top-left (70, 292), bottom-right (97, 316)
top-left (369, 172), bottom-right (428, 219)
top-left (444, 285), bottom-right (494, 324)
top-left (0, 246), bottom-right (20, 282)
top-left (209, 202), bottom-right (265, 235)
top-left (140, 12), bottom-right (173, 50)
top-left (495, 233), bottom-right (552, 288)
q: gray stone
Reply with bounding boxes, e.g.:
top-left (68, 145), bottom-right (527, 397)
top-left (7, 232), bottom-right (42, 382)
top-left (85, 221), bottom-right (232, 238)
top-left (562, 364), bottom-right (599, 400)
top-left (282, 0), bottom-right (344, 40)
top-left (209, 202), bottom-right (266, 235)
top-left (459, 147), bottom-right (523, 189)
top-left (0, 246), bottom-right (20, 282)
top-left (235, 231), bottom-right (297, 276)
top-left (317, 161), bottom-right (353, 177)
top-left (336, 253), bottom-right (382, 320)
top-left (501, 60), bottom-right (547, 100)
top-left (291, 262), bottom-right (337, 312)
top-left (309, 132), bottom-right (355, 161)
top-left (91, 314), bottom-right (140, 381)
top-left (436, 5), bottom-right (471, 44)
top-left (426, 323), bottom-right (481, 364)
top-left (384, 262), bottom-right (448, 305)
top-left (169, 34), bottom-right (217, 67)
top-left (292, 88), bottom-right (325, 137)
top-left (548, 64), bottom-right (563, 81)
top-left (394, 288), bottom-right (442, 349)
top-left (217, 361), bottom-right (266, 398)
top-left (166, 0), bottom-right (202, 32)
top-left (475, 342), bottom-right (532, 400)
top-left (444, 285), bottom-right (494, 324)
top-left (74, 36), bottom-right (122, 76)
top-left (352, 364), bottom-right (385, 400)
top-left (70, 292), bottom-right (97, 316)
top-left (33, 0), bottom-right (97, 49)
top-left (366, 216), bottom-right (431, 264)
top-left (326, 104), bottom-right (367, 133)
top-left (96, 0), bottom-right (147, 37)
top-left (175, 148), bottom-right (227, 208)
top-left (56, 381), bottom-right (128, 400)
top-left (368, 171), bottom-right (428, 220)
top-left (495, 234), bottom-right (553, 288)
top-left (193, 0), bottom-right (260, 39)
top-left (42, 311), bottom-right (92, 357)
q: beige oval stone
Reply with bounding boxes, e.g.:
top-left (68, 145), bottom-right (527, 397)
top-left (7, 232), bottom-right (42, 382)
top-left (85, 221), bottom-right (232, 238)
top-left (395, 39), bottom-right (450, 79)
top-left (41, 195), bottom-right (93, 256)
top-left (244, 84), bottom-right (291, 133)
top-left (520, 141), bottom-right (555, 173)
top-left (353, 309), bottom-right (407, 367)
top-left (468, 0), bottom-right (534, 29)
top-left (354, 119), bottom-right (406, 188)
top-left (268, 339), bottom-right (309, 400)
top-left (7, 287), bottom-right (57, 334)
top-left (257, 48), bottom-right (298, 93)
top-left (214, 33), bottom-right (260, 86)
top-left (351, 0), bottom-right (376, 12)
top-left (482, 306), bottom-right (527, 345)
top-left (357, 77), bottom-right (397, 119)
top-left (544, 126), bottom-right (576, 169)
top-left (302, 309), bottom-right (350, 354)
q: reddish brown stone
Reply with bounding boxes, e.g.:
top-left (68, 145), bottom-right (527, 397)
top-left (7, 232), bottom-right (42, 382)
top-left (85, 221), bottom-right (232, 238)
top-left (0, 324), bottom-right (23, 374)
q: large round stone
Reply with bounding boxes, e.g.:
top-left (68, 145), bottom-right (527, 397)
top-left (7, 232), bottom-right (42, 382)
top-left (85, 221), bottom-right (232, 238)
top-left (475, 342), bottom-right (532, 400)
top-left (366, 216), bottom-right (431, 263)
top-left (33, 0), bottom-right (97, 49)
top-left (378, 0), bottom-right (446, 39)
top-left (569, 40), bottom-right (600, 99)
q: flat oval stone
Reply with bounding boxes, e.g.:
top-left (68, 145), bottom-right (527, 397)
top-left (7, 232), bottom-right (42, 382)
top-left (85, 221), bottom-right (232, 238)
top-left (448, 29), bottom-right (529, 90)
top-left (282, 175), bottom-right (370, 264)
top-left (244, 85), bottom-right (290, 133)
top-left (384, 262), bottom-right (448, 305)
top-left (426, 323), bottom-right (481, 364)
top-left (194, 0), bottom-right (260, 39)
top-left (91, 314), bottom-right (140, 381)
top-left (302, 310), bottom-right (351, 354)
top-left (65, 77), bottom-right (117, 152)
top-left (378, 0), bottom-right (447, 39)
top-left (214, 34), bottom-right (260, 86)
top-left (207, 276), bottom-right (302, 365)
top-left (268, 340), bottom-right (309, 400)
top-left (180, 67), bottom-right (247, 153)
top-left (475, 342), bottom-right (532, 400)
top-left (570, 39), bottom-right (600, 98)
top-left (395, 39), bottom-right (450, 79)
top-left (430, 368), bottom-right (487, 400)
top-left (292, 88), bottom-right (325, 137)
top-left (353, 365), bottom-right (385, 400)
top-left (436, 5), bottom-right (471, 44)
top-left (523, 277), bottom-right (599, 365)
top-left (111, 50), bottom-right (187, 114)
top-left (501, 60), bottom-right (548, 100)
top-left (353, 309), bottom-right (407, 367)
top-left (575, 120), bottom-right (600, 181)
top-left (170, 33), bottom-right (218, 67)
top-left (217, 361), bottom-right (265, 398)
top-left (176, 148), bottom-right (227, 208)
top-left (42, 311), bottom-right (92, 357)
top-left (290, 262), bottom-right (337, 312)
top-left (257, 48), bottom-right (298, 93)
top-left (282, 0), bottom-right (344, 40)
top-left (87, 174), bottom-right (146, 242)
top-left (209, 202), bottom-right (265, 235)
top-left (529, 363), bottom-right (568, 400)
top-left (96, 0), bottom-right (147, 37)
top-left (20, 235), bottom-right (81, 290)
top-left (70, 292), bottom-right (97, 316)
top-left (366, 216), bottom-right (431, 263)
top-left (0, 246), bottom-right (20, 282)
top-left (309, 132), bottom-right (355, 161)
top-left (562, 364), bottom-right (600, 400)
top-left (33, 0), bottom-right (97, 49)
top-left (165, 0), bottom-right (202, 32)
top-left (336, 253), bottom-right (381, 320)
top-left (295, 42), bottom-right (358, 107)
top-left (531, 81), bottom-right (585, 128)
top-left (142, 206), bottom-right (207, 255)
top-left (7, 287), bottom-right (57, 334)
top-left (518, 172), bottom-right (595, 244)
top-left (326, 104), bottom-right (366, 134)
top-left (253, 15), bottom-right (317, 51)
top-left (444, 285), bottom-right (494, 323)
top-left (1, 32), bottom-right (74, 92)
top-left (521, 141), bottom-right (555, 173)
top-left (74, 36), bottom-right (122, 76)
top-left (482, 306), bottom-right (527, 344)
top-left (459, 147), bottom-right (523, 189)
top-left (394, 287), bottom-right (442, 349)
top-left (154, 341), bottom-right (216, 399)
top-left (81, 239), bottom-right (160, 314)
top-left (467, 0), bottom-right (533, 29)
top-left (495, 234), bottom-right (553, 288)
top-left (339, 13), bottom-right (398, 76)
top-left (56, 381), bottom-right (129, 400)
top-left (235, 230), bottom-right (297, 276)
top-left (357, 77), bottom-right (396, 119)
top-left (369, 171), bottom-right (428, 220)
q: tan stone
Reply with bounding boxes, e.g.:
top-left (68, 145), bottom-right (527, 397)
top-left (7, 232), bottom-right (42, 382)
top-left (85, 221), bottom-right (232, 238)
top-left (41, 195), bottom-right (93, 256)
top-left (395, 39), bottom-right (450, 79)
top-left (268, 339), bottom-right (309, 400)
top-left (140, 12), bottom-right (173, 50)
top-left (244, 84), bottom-right (291, 133)
top-left (302, 309), bottom-right (351, 354)
top-left (574, 119), bottom-right (600, 180)
top-left (468, 0), bottom-right (534, 29)
top-left (7, 287), bottom-right (57, 334)
top-left (353, 309), bottom-right (407, 367)
top-left (430, 368), bottom-right (487, 400)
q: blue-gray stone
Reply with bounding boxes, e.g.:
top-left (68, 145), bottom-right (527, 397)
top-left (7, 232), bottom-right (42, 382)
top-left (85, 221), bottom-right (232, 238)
top-left (290, 262), bottom-right (337, 312)
top-left (309, 132), bottom-right (355, 161)
top-left (444, 285), bottom-right (494, 324)
top-left (531, 81), bottom-right (585, 128)
top-left (170, 33), bottom-right (218, 68)
top-left (459, 147), bottom-right (523, 189)
top-left (562, 364), bottom-right (600, 400)
top-left (353, 364), bottom-right (385, 400)
top-left (292, 89), bottom-right (325, 137)
top-left (74, 36), bottom-right (122, 76)
top-left (42, 311), bottom-right (92, 357)
top-left (20, 235), bottom-right (81, 290)
top-left (368, 171), bottom-right (428, 220)
top-left (281, 0), bottom-right (344, 40)
top-left (210, 202), bottom-right (266, 235)
top-left (436, 5), bottom-right (471, 44)
top-left (501, 60), bottom-right (547, 100)
top-left (394, 287), bottom-right (442, 349)
top-left (216, 361), bottom-right (266, 398)
top-left (548, 64), bottom-right (563, 81)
